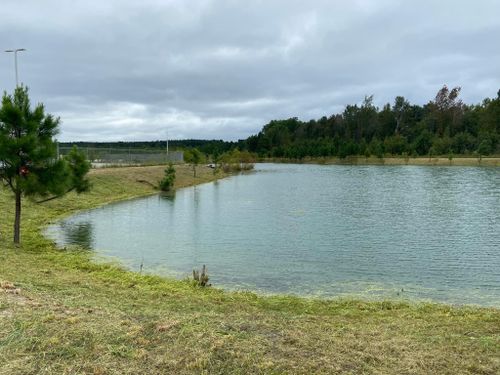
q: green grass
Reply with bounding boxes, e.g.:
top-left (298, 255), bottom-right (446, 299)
top-left (1, 164), bottom-right (499, 374)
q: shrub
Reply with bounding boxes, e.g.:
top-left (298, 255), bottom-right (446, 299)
top-left (384, 135), bottom-right (408, 155)
top-left (219, 149), bottom-right (256, 172)
top-left (477, 139), bottom-right (493, 156)
top-left (159, 163), bottom-right (176, 191)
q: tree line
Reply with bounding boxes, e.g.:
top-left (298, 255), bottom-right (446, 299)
top-left (65, 86), bottom-right (499, 160)
top-left (243, 86), bottom-right (499, 159)
top-left (61, 139), bottom-right (237, 156)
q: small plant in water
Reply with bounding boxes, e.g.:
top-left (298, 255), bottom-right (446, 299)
top-left (192, 265), bottom-right (211, 287)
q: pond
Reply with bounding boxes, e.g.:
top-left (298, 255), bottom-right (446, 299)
top-left (46, 164), bottom-right (500, 306)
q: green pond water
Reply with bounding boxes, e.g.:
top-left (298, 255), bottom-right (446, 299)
top-left (47, 164), bottom-right (500, 306)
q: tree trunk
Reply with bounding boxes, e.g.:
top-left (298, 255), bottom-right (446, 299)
top-left (14, 190), bottom-right (21, 244)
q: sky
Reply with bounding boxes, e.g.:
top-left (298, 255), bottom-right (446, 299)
top-left (1, 0), bottom-right (499, 142)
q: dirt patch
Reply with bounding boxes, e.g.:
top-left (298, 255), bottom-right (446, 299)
top-left (156, 320), bottom-right (181, 332)
top-left (1, 280), bottom-right (21, 295)
top-left (1, 280), bottom-right (40, 307)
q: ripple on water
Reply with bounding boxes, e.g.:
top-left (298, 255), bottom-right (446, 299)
top-left (46, 164), bottom-right (500, 306)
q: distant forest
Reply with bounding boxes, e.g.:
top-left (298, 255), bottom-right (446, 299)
top-left (244, 86), bottom-right (500, 158)
top-left (64, 86), bottom-right (500, 159)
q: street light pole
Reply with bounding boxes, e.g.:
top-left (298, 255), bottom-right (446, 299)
top-left (5, 48), bottom-right (26, 87)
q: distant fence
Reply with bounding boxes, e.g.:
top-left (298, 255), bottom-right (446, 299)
top-left (59, 147), bottom-right (184, 166)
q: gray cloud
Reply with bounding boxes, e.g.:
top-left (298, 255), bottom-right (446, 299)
top-left (1, 0), bottom-right (499, 141)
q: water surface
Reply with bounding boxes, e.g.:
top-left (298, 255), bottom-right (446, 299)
top-left (47, 164), bottom-right (500, 306)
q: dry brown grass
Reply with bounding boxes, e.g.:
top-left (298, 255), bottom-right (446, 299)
top-left (89, 163), bottom-right (224, 190)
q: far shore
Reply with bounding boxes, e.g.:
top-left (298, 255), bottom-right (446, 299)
top-left (262, 155), bottom-right (500, 167)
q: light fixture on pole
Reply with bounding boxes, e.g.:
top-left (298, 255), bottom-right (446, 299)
top-left (5, 48), bottom-right (26, 87)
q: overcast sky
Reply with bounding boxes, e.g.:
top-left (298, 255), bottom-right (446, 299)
top-left (1, 0), bottom-right (499, 142)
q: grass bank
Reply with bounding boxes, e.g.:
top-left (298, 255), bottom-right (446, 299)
top-left (1, 164), bottom-right (499, 374)
top-left (264, 156), bottom-right (500, 167)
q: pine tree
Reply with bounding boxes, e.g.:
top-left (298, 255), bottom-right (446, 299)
top-left (0, 87), bottom-right (90, 244)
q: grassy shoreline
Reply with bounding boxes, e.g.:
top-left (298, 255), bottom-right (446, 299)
top-left (1, 164), bottom-right (499, 374)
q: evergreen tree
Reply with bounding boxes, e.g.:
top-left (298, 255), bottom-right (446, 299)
top-left (0, 87), bottom-right (90, 244)
top-left (159, 163), bottom-right (176, 191)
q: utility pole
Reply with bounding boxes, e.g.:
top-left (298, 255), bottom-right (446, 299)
top-left (166, 131), bottom-right (169, 162)
top-left (5, 48), bottom-right (26, 87)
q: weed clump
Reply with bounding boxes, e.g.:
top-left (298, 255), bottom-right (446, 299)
top-left (192, 265), bottom-right (210, 287)
top-left (222, 162), bottom-right (254, 173)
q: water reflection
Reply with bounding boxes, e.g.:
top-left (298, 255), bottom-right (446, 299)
top-left (159, 191), bottom-right (176, 202)
top-left (46, 164), bottom-right (500, 306)
top-left (59, 221), bottom-right (94, 249)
